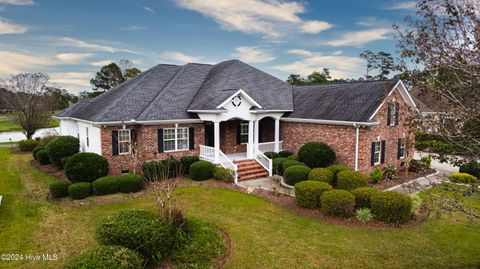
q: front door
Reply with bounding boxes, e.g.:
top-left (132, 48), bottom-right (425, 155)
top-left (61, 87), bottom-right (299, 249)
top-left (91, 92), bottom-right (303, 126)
top-left (205, 124), bottom-right (214, 147)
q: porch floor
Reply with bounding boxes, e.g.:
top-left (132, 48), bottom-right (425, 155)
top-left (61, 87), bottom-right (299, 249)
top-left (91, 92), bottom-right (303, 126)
top-left (226, 152), bottom-right (249, 161)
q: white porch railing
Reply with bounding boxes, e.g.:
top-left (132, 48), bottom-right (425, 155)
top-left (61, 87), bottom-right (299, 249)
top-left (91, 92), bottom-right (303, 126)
top-left (257, 141), bottom-right (283, 153)
top-left (199, 145), bottom-right (238, 183)
top-left (252, 146), bottom-right (273, 177)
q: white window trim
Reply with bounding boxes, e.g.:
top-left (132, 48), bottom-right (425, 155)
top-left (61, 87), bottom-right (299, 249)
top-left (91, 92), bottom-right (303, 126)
top-left (374, 140), bottom-right (382, 165)
top-left (164, 127), bottom-right (189, 152)
top-left (240, 122), bottom-right (249, 144)
top-left (118, 129), bottom-right (131, 155)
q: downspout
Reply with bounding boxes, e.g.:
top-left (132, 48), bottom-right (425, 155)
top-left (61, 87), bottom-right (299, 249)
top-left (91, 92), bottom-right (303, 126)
top-left (354, 124), bottom-right (360, 171)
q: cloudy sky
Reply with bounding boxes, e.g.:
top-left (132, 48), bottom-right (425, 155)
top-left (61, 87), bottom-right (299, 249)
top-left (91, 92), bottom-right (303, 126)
top-left (0, 0), bottom-right (417, 93)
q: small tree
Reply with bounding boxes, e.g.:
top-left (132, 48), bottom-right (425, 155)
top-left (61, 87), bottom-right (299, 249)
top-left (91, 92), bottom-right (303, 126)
top-left (90, 61), bottom-right (141, 92)
top-left (0, 73), bottom-right (57, 139)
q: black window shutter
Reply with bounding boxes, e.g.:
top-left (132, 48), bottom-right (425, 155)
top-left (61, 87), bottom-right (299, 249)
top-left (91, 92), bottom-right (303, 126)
top-left (387, 104), bottom-right (391, 126)
top-left (189, 127), bottom-right (195, 150)
top-left (370, 142), bottom-right (375, 166)
top-left (112, 131), bottom-right (119, 156)
top-left (236, 123), bottom-right (241, 145)
top-left (157, 129), bottom-right (164, 153)
top-left (381, 140), bottom-right (386, 163)
top-left (131, 129), bottom-right (137, 154)
top-left (395, 105), bottom-right (400, 126)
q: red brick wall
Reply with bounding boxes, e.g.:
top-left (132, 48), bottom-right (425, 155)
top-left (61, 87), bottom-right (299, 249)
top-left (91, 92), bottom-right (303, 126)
top-left (220, 120), bottom-right (246, 154)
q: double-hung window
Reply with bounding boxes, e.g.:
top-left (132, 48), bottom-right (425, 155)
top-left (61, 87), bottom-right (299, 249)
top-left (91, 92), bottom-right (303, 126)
top-left (118, 129), bottom-right (131, 155)
top-left (388, 104), bottom-right (396, 126)
top-left (398, 138), bottom-right (405, 159)
top-left (373, 141), bottom-right (382, 164)
top-left (239, 122), bottom-right (249, 144)
top-left (164, 127), bottom-right (189, 152)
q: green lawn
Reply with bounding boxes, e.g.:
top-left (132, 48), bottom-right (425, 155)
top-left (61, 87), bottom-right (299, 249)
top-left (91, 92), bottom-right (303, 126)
top-left (0, 148), bottom-right (479, 268)
top-left (0, 114), bottom-right (59, 132)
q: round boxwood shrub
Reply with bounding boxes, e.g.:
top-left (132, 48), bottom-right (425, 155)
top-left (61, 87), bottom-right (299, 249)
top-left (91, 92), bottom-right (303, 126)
top-left (118, 173), bottom-right (144, 193)
top-left (298, 141), bottom-right (336, 168)
top-left (264, 151), bottom-right (279, 159)
top-left (371, 191), bottom-right (412, 223)
top-left (336, 170), bottom-right (369, 191)
top-left (352, 187), bottom-right (382, 208)
top-left (326, 164), bottom-right (351, 186)
top-left (96, 209), bottom-right (174, 263)
top-left (68, 182), bottom-right (92, 199)
top-left (142, 161), bottom-right (164, 181)
top-left (92, 176), bottom-right (119, 195)
top-left (49, 180), bottom-right (71, 198)
top-left (162, 158), bottom-right (181, 178)
top-left (449, 172), bottom-right (477, 184)
top-left (321, 189), bottom-right (356, 217)
top-left (294, 180), bottom-right (332, 208)
top-left (288, 155), bottom-right (299, 160)
top-left (64, 152), bottom-right (109, 183)
top-left (273, 157), bottom-right (289, 175)
top-left (18, 139), bottom-right (39, 151)
top-left (45, 135), bottom-right (79, 167)
top-left (459, 162), bottom-right (480, 179)
top-left (64, 245), bottom-right (144, 269)
top-left (213, 167), bottom-right (234, 182)
top-left (284, 165), bottom-right (311, 186)
top-left (35, 149), bottom-right (51, 165)
top-left (282, 160), bottom-right (306, 172)
top-left (308, 168), bottom-right (334, 185)
top-left (180, 156), bottom-right (200, 174)
top-left (32, 145), bottom-right (45, 160)
top-left (278, 150), bottom-right (294, 158)
top-left (189, 161), bottom-right (214, 181)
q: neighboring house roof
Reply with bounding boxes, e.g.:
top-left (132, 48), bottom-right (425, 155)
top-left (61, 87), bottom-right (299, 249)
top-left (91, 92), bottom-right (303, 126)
top-left (409, 87), bottom-right (450, 113)
top-left (284, 79), bottom-right (400, 122)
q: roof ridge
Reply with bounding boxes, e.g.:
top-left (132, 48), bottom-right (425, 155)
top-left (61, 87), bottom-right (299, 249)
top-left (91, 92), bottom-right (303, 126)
top-left (294, 79), bottom-right (399, 88)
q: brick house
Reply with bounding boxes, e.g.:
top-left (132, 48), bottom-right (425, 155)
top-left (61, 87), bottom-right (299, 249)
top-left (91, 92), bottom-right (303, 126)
top-left (55, 59), bottom-right (418, 182)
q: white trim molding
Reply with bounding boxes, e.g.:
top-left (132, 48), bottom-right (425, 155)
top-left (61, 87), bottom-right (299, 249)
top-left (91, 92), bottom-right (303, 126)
top-left (216, 89), bottom-right (262, 109)
top-left (281, 117), bottom-right (378, 127)
top-left (368, 80), bottom-right (418, 121)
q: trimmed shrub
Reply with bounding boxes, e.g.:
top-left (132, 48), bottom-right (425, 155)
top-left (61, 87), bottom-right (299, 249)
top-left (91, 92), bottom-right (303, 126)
top-left (420, 156), bottom-right (432, 169)
top-left (92, 176), bottom-right (119, 196)
top-left (96, 209), bottom-right (174, 262)
top-left (449, 172), bottom-right (477, 184)
top-left (382, 165), bottom-right (397, 180)
top-left (163, 158), bottom-right (181, 177)
top-left (288, 154), bottom-right (299, 160)
top-left (321, 190), bottom-right (356, 217)
top-left (32, 145), bottom-right (45, 160)
top-left (327, 164), bottom-right (350, 185)
top-left (294, 180), bottom-right (332, 208)
top-left (298, 141), bottom-right (336, 168)
top-left (370, 167), bottom-right (383, 183)
top-left (35, 149), bottom-right (51, 165)
top-left (142, 161), bottom-right (165, 181)
top-left (371, 191), bottom-right (412, 223)
top-left (18, 139), bottom-right (39, 151)
top-left (278, 150), bottom-right (294, 158)
top-left (264, 151), bottom-right (279, 159)
top-left (64, 152), bottom-right (109, 183)
top-left (273, 157), bottom-right (289, 175)
top-left (38, 135), bottom-right (57, 146)
top-left (49, 180), bottom-right (71, 198)
top-left (308, 168), bottom-right (334, 185)
top-left (213, 167), bottom-right (234, 182)
top-left (64, 245), bottom-right (144, 269)
top-left (68, 182), bottom-right (92, 199)
top-left (118, 173), bottom-right (144, 193)
top-left (45, 135), bottom-right (79, 167)
top-left (284, 165), bottom-right (311, 186)
top-left (189, 161), bottom-right (214, 181)
top-left (180, 156), bottom-right (200, 174)
top-left (356, 208), bottom-right (374, 223)
top-left (282, 159), bottom-right (306, 172)
top-left (460, 162), bottom-right (480, 179)
top-left (352, 187), bottom-right (381, 208)
top-left (409, 159), bottom-right (428, 172)
top-left (336, 170), bottom-right (368, 191)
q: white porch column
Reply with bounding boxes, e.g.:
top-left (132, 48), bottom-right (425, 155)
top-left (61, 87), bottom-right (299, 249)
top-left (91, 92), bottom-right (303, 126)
top-left (214, 121), bottom-right (220, 163)
top-left (274, 118), bottom-right (280, 152)
top-left (254, 120), bottom-right (259, 147)
top-left (248, 120), bottom-right (254, 158)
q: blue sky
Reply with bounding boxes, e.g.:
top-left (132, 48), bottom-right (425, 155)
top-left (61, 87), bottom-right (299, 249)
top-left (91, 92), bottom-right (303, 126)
top-left (0, 0), bottom-right (417, 93)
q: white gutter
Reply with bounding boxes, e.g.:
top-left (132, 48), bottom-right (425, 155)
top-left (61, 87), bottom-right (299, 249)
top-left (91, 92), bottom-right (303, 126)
top-left (53, 116), bottom-right (203, 126)
top-left (281, 117), bottom-right (378, 127)
top-left (354, 124), bottom-right (360, 171)
top-left (187, 110), bottom-right (226, 114)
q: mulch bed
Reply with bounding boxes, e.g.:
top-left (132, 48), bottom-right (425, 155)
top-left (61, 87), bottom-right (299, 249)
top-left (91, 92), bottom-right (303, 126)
top-left (372, 169), bottom-right (437, 190)
top-left (31, 159), bottom-right (68, 180)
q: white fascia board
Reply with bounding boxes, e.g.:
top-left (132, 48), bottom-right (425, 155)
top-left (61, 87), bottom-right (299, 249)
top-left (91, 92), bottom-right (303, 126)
top-left (281, 117), bottom-right (378, 126)
top-left (250, 110), bottom-right (293, 113)
top-left (368, 80), bottom-right (419, 121)
top-left (216, 89), bottom-right (262, 109)
top-left (54, 116), bottom-right (96, 125)
top-left (187, 110), bottom-right (226, 114)
top-left (55, 117), bottom-right (203, 126)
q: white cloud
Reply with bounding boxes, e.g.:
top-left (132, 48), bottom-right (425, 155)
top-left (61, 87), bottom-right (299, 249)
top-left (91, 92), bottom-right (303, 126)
top-left (232, 46), bottom-right (275, 63)
top-left (0, 17), bottom-right (27, 34)
top-left (89, 60), bottom-right (114, 67)
top-left (120, 25), bottom-right (146, 31)
top-left (49, 72), bottom-right (92, 87)
top-left (174, 0), bottom-right (331, 38)
top-left (143, 6), bottom-right (155, 14)
top-left (161, 51), bottom-right (201, 63)
top-left (274, 49), bottom-right (363, 79)
top-left (385, 1), bottom-right (417, 10)
top-left (325, 28), bottom-right (394, 47)
top-left (0, 0), bottom-right (34, 5)
top-left (0, 50), bottom-right (56, 76)
top-left (56, 53), bottom-right (93, 63)
top-left (57, 37), bottom-right (137, 54)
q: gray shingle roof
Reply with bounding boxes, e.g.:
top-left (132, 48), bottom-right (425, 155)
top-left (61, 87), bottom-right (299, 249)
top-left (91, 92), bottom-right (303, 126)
top-left (284, 79), bottom-right (400, 122)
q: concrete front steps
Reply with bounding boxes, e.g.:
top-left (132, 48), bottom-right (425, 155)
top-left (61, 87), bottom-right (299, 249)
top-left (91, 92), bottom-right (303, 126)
top-left (234, 159), bottom-right (269, 181)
